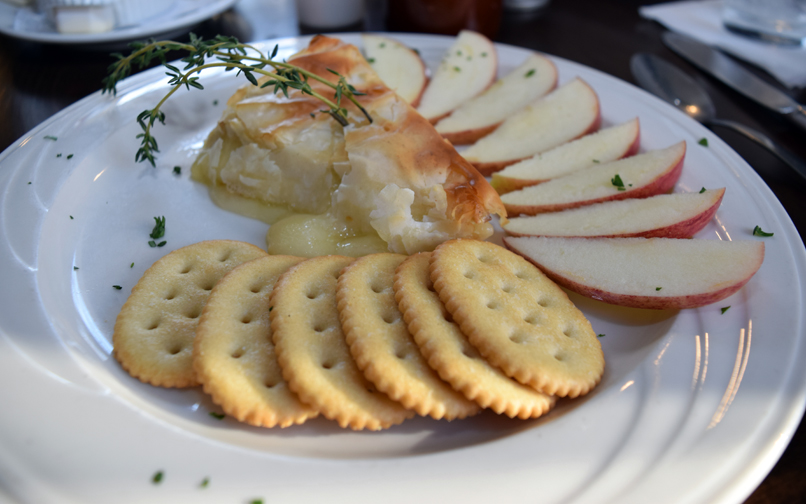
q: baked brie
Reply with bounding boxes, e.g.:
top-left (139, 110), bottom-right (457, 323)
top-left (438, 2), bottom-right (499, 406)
top-left (191, 35), bottom-right (506, 255)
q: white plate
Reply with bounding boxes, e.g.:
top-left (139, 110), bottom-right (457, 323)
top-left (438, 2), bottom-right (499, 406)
top-left (0, 33), bottom-right (804, 504)
top-left (0, 0), bottom-right (236, 45)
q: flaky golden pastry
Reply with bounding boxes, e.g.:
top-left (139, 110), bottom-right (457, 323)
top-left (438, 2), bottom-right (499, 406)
top-left (192, 35), bottom-right (506, 254)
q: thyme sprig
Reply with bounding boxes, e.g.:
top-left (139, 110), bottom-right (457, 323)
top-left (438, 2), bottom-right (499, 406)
top-left (102, 34), bottom-right (372, 167)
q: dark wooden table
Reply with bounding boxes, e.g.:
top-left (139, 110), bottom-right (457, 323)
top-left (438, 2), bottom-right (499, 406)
top-left (1, 1), bottom-right (804, 502)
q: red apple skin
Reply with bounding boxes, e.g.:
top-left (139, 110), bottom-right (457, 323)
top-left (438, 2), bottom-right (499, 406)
top-left (503, 237), bottom-right (765, 310)
top-left (440, 62), bottom-right (559, 146)
top-left (504, 188), bottom-right (725, 239)
top-left (491, 126), bottom-right (641, 195)
top-left (503, 141), bottom-right (685, 216)
top-left (471, 106), bottom-right (602, 177)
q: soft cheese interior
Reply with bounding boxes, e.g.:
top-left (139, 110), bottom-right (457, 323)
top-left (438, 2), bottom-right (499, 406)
top-left (191, 35), bottom-right (506, 256)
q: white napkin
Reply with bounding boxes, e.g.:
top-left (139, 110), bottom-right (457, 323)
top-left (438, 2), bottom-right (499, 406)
top-left (640, 0), bottom-right (806, 89)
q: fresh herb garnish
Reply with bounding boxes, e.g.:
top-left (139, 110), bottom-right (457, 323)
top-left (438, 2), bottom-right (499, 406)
top-left (173, 166), bottom-right (181, 175)
top-left (481, 52), bottom-right (488, 57)
top-left (148, 240), bottom-right (157, 248)
top-left (525, 69), bottom-right (536, 78)
top-left (367, 57), bottom-right (375, 63)
top-left (592, 159), bottom-right (600, 163)
top-left (250, 499), bottom-right (264, 504)
top-left (213, 99), bottom-right (218, 106)
top-left (152, 471), bottom-right (164, 484)
top-left (67, 154), bottom-right (73, 159)
top-left (73, 266), bottom-right (79, 270)
top-left (611, 174), bottom-right (626, 191)
top-left (44, 135), bottom-right (58, 141)
top-left (753, 225), bottom-right (773, 237)
top-left (453, 66), bottom-right (461, 72)
top-left (200, 477), bottom-right (210, 488)
top-left (597, 334), bottom-right (605, 338)
top-left (56, 153), bottom-right (62, 158)
top-left (655, 287), bottom-right (662, 291)
top-left (379, 42), bottom-right (385, 48)
top-left (27, 182), bottom-right (31, 185)
top-left (698, 137), bottom-right (708, 147)
top-left (130, 262), bottom-right (135, 268)
top-left (113, 285), bottom-right (122, 290)
top-left (721, 306), bottom-right (730, 314)
top-left (150, 216), bottom-right (166, 239)
top-left (699, 187), bottom-right (706, 193)
top-left (269, 306), bottom-right (273, 311)
top-left (103, 34), bottom-right (371, 167)
top-left (69, 215), bottom-right (73, 219)
top-left (209, 412), bottom-right (226, 420)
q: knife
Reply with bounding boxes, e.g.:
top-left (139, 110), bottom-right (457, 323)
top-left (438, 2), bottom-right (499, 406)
top-left (662, 31), bottom-right (806, 133)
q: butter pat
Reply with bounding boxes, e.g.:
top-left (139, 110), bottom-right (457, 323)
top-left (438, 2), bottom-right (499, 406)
top-left (54, 5), bottom-right (115, 33)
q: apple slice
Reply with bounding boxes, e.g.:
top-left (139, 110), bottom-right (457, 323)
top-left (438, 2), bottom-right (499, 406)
top-left (503, 188), bottom-right (724, 238)
top-left (491, 118), bottom-right (640, 194)
top-left (501, 141), bottom-right (686, 216)
top-left (504, 236), bottom-right (764, 310)
top-left (434, 53), bottom-right (557, 145)
top-left (362, 34), bottom-right (428, 107)
top-left (462, 78), bottom-right (601, 176)
top-left (416, 30), bottom-right (497, 123)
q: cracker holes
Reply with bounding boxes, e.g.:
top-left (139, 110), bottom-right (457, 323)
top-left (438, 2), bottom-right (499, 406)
top-left (524, 314), bottom-right (540, 326)
top-left (218, 250), bottom-right (232, 262)
top-left (146, 319), bottom-right (160, 330)
top-left (501, 284), bottom-right (515, 294)
top-left (486, 299), bottom-right (500, 310)
top-left (305, 289), bottom-right (321, 300)
top-left (509, 332), bottom-right (529, 344)
top-left (199, 280), bottom-right (215, 291)
top-left (461, 346), bottom-right (477, 359)
top-left (168, 344), bottom-right (183, 355)
top-left (264, 381), bottom-right (277, 389)
top-left (463, 270), bottom-right (477, 280)
top-left (179, 263), bottom-right (193, 274)
top-left (185, 306), bottom-right (202, 319)
top-left (164, 289), bottom-right (178, 301)
top-left (382, 312), bottom-right (399, 324)
top-left (231, 349), bottom-right (244, 359)
top-left (553, 351), bottom-right (568, 362)
top-left (370, 282), bottom-right (385, 294)
top-left (515, 270), bottom-right (530, 280)
top-left (395, 348), bottom-right (408, 359)
top-left (563, 327), bottom-right (574, 338)
top-left (537, 298), bottom-right (550, 308)
top-left (313, 323), bottom-right (328, 333)
top-left (476, 252), bottom-right (493, 264)
top-left (241, 313), bottom-right (253, 324)
top-left (249, 284), bottom-right (262, 294)
top-left (321, 360), bottom-right (336, 370)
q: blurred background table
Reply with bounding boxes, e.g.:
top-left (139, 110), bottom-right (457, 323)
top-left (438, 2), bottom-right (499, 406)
top-left (0, 0), bottom-right (804, 502)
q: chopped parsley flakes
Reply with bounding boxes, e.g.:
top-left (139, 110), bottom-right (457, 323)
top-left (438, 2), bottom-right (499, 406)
top-left (597, 333), bottom-right (605, 338)
top-left (753, 225), bottom-right (773, 237)
top-left (150, 216), bottom-right (166, 239)
top-left (173, 166), bottom-right (181, 175)
top-left (698, 138), bottom-right (708, 147)
top-left (152, 471), bottom-right (164, 484)
top-left (200, 477), bottom-right (210, 488)
top-left (699, 187), bottom-right (706, 193)
top-left (209, 412), bottom-right (225, 420)
top-left (525, 69), bottom-right (536, 78)
top-left (44, 135), bottom-right (57, 141)
top-left (611, 174), bottom-right (626, 191)
top-left (113, 285), bottom-right (122, 290)
top-left (721, 306), bottom-right (730, 314)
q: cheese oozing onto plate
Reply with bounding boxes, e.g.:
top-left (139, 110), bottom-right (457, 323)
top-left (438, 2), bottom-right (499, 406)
top-left (191, 35), bottom-right (506, 256)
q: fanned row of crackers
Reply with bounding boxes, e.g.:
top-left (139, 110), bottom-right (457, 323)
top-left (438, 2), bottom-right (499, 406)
top-left (113, 239), bottom-right (605, 430)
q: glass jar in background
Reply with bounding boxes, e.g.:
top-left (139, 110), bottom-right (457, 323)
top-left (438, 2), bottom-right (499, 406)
top-left (386, 0), bottom-right (502, 38)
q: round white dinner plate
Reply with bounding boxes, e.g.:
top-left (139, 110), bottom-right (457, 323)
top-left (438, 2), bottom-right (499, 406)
top-left (0, 0), bottom-right (236, 45)
top-left (0, 33), bottom-right (804, 504)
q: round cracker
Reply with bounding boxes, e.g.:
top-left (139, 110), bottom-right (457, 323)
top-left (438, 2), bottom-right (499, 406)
top-left (270, 255), bottom-right (414, 431)
top-left (430, 239), bottom-right (604, 398)
top-left (193, 255), bottom-right (318, 427)
top-left (394, 253), bottom-right (555, 418)
top-left (338, 253), bottom-right (479, 420)
top-left (113, 240), bottom-right (268, 388)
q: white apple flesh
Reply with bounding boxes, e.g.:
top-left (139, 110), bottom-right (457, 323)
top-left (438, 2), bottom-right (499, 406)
top-left (504, 236), bottom-right (765, 310)
top-left (434, 53), bottom-right (557, 145)
top-left (363, 34), bottom-right (428, 107)
top-left (503, 188), bottom-right (724, 238)
top-left (462, 78), bottom-right (601, 176)
top-left (501, 141), bottom-right (686, 215)
top-left (491, 118), bottom-right (640, 194)
top-left (416, 30), bottom-right (498, 123)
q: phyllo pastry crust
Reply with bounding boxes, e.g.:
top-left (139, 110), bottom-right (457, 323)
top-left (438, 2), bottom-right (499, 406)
top-left (192, 35), bottom-right (506, 254)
